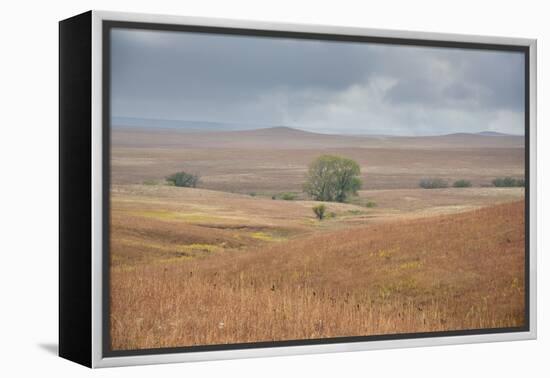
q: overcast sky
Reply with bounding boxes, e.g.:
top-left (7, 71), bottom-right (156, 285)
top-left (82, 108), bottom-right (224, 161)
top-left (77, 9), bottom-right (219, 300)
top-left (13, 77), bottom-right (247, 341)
top-left (111, 28), bottom-right (525, 136)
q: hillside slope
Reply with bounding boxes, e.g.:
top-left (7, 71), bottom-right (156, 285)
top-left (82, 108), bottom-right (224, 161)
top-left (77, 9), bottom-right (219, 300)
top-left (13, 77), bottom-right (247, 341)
top-left (112, 126), bottom-right (524, 149)
top-left (111, 201), bottom-right (525, 350)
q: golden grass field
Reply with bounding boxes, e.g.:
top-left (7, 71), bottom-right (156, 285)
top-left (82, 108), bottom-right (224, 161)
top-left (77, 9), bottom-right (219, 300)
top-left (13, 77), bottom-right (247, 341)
top-left (109, 127), bottom-right (526, 350)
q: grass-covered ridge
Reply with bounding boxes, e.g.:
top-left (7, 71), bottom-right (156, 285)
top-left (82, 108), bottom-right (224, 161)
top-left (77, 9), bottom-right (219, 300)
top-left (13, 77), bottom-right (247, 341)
top-left (111, 198), bottom-right (525, 349)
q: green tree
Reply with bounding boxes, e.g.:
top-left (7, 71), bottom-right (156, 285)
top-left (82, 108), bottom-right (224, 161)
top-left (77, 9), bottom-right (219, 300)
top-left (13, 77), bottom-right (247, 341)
top-left (419, 178), bottom-right (448, 189)
top-left (312, 204), bottom-right (326, 220)
top-left (304, 155), bottom-right (362, 202)
top-left (166, 171), bottom-right (200, 187)
top-left (453, 179), bottom-right (472, 188)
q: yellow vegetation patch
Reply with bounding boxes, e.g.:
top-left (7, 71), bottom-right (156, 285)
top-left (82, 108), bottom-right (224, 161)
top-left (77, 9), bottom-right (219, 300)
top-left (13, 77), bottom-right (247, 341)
top-left (378, 278), bottom-right (419, 299)
top-left (129, 210), bottom-right (230, 224)
top-left (117, 238), bottom-right (221, 256)
top-left (117, 238), bottom-right (173, 252)
top-left (250, 232), bottom-right (285, 242)
top-left (130, 210), bottom-right (179, 220)
top-left (372, 247), bottom-right (400, 260)
top-left (178, 244), bottom-right (221, 253)
top-left (399, 261), bottom-right (423, 270)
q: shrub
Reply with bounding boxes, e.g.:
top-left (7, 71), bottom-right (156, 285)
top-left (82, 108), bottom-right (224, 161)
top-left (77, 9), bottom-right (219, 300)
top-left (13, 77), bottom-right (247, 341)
top-left (365, 201), bottom-right (377, 208)
top-left (492, 177), bottom-right (525, 187)
top-left (249, 192), bottom-right (256, 197)
top-left (419, 178), bottom-right (448, 189)
top-left (166, 171), bottom-right (200, 187)
top-left (280, 192), bottom-right (297, 201)
top-left (142, 179), bottom-right (159, 186)
top-left (304, 155), bottom-right (362, 202)
top-left (312, 204), bottom-right (326, 220)
top-left (453, 179), bottom-right (472, 188)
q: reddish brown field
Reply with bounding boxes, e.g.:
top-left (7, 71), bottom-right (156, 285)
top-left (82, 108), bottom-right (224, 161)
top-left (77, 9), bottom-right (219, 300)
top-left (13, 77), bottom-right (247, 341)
top-left (110, 201), bottom-right (525, 350)
top-left (109, 127), bottom-right (526, 351)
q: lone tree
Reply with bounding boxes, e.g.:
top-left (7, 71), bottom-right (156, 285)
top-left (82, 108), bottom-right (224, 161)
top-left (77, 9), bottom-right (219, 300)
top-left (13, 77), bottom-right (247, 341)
top-left (312, 204), bottom-right (326, 220)
top-left (304, 155), bottom-right (362, 202)
top-left (166, 171), bottom-right (200, 187)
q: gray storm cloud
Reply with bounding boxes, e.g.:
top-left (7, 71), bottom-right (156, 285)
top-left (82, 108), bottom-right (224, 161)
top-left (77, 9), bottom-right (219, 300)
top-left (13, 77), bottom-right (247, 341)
top-left (111, 28), bottom-right (525, 136)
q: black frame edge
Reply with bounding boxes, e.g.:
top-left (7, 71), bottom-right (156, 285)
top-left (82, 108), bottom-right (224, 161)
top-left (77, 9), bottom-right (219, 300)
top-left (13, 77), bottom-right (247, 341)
top-left (59, 10), bottom-right (93, 368)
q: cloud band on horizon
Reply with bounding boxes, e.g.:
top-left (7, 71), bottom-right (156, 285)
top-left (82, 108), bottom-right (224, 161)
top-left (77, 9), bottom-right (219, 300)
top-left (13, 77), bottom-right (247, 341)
top-left (110, 28), bottom-right (525, 136)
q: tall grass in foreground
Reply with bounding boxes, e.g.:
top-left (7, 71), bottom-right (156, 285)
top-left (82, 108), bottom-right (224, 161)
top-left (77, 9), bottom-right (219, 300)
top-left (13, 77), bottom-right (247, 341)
top-left (110, 201), bottom-right (525, 350)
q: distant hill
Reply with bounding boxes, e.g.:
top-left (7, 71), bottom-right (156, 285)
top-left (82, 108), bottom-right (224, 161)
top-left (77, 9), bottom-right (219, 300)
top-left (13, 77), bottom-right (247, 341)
top-left (113, 117), bottom-right (523, 139)
top-left (443, 131), bottom-right (520, 137)
top-left (477, 131), bottom-right (517, 136)
top-left (221, 126), bottom-right (329, 138)
top-left (112, 117), bottom-right (269, 132)
top-left (112, 124), bottom-right (524, 150)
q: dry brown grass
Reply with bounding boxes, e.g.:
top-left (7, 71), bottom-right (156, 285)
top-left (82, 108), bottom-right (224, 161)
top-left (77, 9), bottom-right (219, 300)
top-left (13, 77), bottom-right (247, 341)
top-left (110, 201), bottom-right (525, 350)
top-left (111, 128), bottom-right (525, 192)
top-left (109, 185), bottom-right (524, 265)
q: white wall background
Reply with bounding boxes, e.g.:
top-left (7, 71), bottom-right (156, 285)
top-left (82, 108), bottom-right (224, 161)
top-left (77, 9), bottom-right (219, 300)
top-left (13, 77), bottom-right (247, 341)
top-left (0, 0), bottom-right (546, 376)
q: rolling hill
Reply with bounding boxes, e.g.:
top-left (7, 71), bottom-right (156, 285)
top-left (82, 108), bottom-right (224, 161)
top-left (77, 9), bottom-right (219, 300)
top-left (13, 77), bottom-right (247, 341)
top-left (110, 200), bottom-right (525, 349)
top-left (112, 126), bottom-right (524, 149)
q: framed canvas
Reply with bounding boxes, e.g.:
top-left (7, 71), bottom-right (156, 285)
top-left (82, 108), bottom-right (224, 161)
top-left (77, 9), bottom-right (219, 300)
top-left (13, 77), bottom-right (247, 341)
top-left (59, 10), bottom-right (537, 368)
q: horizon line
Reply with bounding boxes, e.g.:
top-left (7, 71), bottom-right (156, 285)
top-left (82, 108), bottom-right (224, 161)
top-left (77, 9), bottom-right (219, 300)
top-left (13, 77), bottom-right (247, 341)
top-left (111, 116), bottom-right (525, 138)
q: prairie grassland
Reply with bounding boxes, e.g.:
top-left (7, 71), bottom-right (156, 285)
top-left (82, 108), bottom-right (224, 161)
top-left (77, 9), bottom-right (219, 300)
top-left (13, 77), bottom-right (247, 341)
top-left (110, 200), bottom-right (525, 350)
top-left (354, 187), bottom-right (525, 216)
top-left (110, 185), bottom-right (368, 265)
top-left (111, 127), bottom-right (525, 192)
top-left (109, 185), bottom-right (524, 265)
top-left (109, 128), bottom-right (526, 350)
